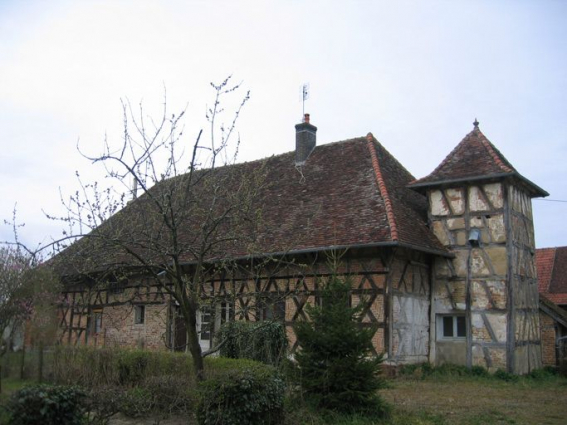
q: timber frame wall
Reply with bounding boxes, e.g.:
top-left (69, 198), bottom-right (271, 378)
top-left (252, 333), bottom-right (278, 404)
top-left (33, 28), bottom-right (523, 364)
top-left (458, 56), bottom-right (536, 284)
top-left (427, 180), bottom-right (541, 373)
top-left (57, 247), bottom-right (432, 362)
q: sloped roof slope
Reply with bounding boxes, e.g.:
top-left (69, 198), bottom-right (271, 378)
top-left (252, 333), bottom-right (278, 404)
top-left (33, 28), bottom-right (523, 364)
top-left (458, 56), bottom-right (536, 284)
top-left (55, 136), bottom-right (448, 276)
top-left (409, 124), bottom-right (548, 197)
top-left (537, 247), bottom-right (567, 305)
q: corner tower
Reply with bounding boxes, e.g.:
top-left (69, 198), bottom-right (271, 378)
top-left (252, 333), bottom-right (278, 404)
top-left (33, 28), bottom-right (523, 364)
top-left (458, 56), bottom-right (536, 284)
top-left (409, 121), bottom-right (548, 374)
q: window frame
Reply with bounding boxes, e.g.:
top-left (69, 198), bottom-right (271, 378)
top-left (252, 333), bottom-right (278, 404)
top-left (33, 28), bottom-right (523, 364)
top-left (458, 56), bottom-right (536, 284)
top-left (437, 314), bottom-right (466, 340)
top-left (259, 296), bottom-right (286, 322)
top-left (91, 309), bottom-right (103, 334)
top-left (134, 305), bottom-right (145, 325)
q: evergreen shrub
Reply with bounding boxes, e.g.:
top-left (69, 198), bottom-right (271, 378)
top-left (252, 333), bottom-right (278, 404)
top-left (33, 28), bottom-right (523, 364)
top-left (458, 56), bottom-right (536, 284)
top-left (6, 384), bottom-right (86, 425)
top-left (197, 359), bottom-right (285, 425)
top-left (215, 320), bottom-right (287, 366)
top-left (293, 275), bottom-right (390, 417)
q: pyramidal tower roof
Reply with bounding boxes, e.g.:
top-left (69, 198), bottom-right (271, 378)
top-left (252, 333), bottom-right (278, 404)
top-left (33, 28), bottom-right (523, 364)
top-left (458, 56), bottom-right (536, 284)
top-left (409, 121), bottom-right (548, 197)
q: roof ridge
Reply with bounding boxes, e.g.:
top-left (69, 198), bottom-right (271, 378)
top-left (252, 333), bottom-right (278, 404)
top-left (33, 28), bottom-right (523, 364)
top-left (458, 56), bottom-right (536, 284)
top-left (366, 133), bottom-right (398, 241)
top-left (476, 129), bottom-right (514, 173)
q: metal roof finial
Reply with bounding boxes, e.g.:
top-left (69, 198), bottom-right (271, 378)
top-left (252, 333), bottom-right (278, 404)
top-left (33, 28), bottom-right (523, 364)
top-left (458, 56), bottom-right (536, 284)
top-left (473, 118), bottom-right (479, 129)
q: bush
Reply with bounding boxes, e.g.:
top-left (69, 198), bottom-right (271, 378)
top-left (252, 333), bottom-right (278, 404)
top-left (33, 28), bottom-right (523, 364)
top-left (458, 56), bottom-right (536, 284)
top-left (142, 375), bottom-right (195, 414)
top-left (119, 386), bottom-right (153, 418)
top-left (293, 275), bottom-right (389, 417)
top-left (197, 359), bottom-right (285, 425)
top-left (399, 363), bottom-right (490, 379)
top-left (51, 346), bottom-right (194, 388)
top-left (215, 320), bottom-right (287, 366)
top-left (6, 384), bottom-right (86, 425)
top-left (84, 385), bottom-right (124, 425)
top-left (526, 366), bottom-right (558, 380)
top-left (494, 368), bottom-right (519, 382)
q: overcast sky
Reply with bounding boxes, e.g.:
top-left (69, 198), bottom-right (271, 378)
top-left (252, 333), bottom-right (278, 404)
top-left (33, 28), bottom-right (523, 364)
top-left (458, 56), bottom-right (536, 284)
top-left (1, 0), bottom-right (566, 250)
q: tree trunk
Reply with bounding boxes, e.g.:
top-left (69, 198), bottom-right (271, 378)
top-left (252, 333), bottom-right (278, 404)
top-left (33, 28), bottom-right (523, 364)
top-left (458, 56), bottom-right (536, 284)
top-left (184, 308), bottom-right (204, 381)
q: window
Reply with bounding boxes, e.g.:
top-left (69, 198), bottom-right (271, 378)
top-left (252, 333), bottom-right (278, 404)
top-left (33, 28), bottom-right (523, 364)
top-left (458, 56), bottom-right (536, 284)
top-left (199, 307), bottom-right (212, 341)
top-left (260, 298), bottom-right (286, 322)
top-left (92, 309), bottom-right (103, 334)
top-left (438, 315), bottom-right (466, 339)
top-left (134, 305), bottom-right (145, 325)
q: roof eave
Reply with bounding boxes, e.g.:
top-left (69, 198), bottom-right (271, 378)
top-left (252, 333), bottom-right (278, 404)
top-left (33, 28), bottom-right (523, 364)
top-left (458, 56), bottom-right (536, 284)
top-left (180, 241), bottom-right (453, 267)
top-left (540, 296), bottom-right (567, 328)
top-left (408, 172), bottom-right (549, 198)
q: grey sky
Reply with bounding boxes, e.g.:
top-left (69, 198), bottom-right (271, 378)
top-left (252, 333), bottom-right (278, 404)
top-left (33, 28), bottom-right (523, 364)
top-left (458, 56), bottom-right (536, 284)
top-left (1, 0), bottom-right (566, 249)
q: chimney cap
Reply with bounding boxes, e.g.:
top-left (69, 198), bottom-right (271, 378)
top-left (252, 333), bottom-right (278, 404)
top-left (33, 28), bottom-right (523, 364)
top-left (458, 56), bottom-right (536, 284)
top-left (303, 113), bottom-right (310, 124)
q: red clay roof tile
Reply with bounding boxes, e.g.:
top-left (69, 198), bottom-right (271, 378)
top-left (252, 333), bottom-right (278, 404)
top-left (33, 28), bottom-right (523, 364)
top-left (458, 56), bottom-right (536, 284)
top-left (56, 136), bottom-right (448, 275)
top-left (537, 247), bottom-right (567, 306)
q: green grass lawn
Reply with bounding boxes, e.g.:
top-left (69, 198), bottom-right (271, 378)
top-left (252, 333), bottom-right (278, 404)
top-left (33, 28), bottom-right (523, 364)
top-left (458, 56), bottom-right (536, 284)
top-left (380, 373), bottom-right (567, 425)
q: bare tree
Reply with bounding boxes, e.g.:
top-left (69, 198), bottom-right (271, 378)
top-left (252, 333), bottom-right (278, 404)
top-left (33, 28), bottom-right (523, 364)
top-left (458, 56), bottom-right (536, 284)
top-left (0, 247), bottom-right (32, 362)
top-left (47, 77), bottom-right (271, 380)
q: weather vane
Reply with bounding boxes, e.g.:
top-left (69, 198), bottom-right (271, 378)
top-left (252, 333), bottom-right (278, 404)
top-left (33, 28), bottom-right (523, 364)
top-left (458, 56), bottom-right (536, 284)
top-left (301, 83), bottom-right (310, 117)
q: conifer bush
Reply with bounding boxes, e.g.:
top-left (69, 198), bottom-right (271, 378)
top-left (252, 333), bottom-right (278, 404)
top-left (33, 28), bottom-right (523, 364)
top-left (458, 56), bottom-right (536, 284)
top-left (293, 275), bottom-right (390, 417)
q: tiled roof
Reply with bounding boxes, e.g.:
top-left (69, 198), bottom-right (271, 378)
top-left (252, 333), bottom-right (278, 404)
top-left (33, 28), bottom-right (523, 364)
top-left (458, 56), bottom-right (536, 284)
top-left (55, 136), bottom-right (448, 276)
top-left (536, 248), bottom-right (556, 293)
top-left (537, 247), bottom-right (567, 306)
top-left (540, 295), bottom-right (567, 328)
top-left (409, 124), bottom-right (548, 197)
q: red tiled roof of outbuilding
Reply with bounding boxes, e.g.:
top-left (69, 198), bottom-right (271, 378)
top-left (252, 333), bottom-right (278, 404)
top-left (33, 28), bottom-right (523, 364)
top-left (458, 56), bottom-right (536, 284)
top-left (537, 247), bottom-right (567, 306)
top-left (536, 248), bottom-right (556, 293)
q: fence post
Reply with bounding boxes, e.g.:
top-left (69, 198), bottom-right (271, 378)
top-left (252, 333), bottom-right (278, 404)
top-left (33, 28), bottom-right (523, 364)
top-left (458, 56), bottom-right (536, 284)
top-left (38, 341), bottom-right (44, 383)
top-left (19, 347), bottom-right (25, 380)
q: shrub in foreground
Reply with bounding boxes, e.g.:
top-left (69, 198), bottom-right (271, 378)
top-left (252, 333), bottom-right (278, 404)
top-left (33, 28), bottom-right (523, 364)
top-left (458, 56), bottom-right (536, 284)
top-left (6, 384), bottom-right (86, 425)
top-left (197, 359), bottom-right (285, 425)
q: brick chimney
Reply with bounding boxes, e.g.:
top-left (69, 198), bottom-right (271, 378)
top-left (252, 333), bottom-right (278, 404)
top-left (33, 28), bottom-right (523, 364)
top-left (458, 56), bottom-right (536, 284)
top-left (295, 113), bottom-right (317, 164)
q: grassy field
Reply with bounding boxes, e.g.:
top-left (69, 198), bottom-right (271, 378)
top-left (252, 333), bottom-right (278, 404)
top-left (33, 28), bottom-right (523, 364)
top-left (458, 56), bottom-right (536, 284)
top-left (380, 373), bottom-right (567, 425)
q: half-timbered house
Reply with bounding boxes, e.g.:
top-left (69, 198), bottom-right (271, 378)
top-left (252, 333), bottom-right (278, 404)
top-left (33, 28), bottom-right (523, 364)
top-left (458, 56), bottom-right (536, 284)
top-left (55, 115), bottom-right (548, 374)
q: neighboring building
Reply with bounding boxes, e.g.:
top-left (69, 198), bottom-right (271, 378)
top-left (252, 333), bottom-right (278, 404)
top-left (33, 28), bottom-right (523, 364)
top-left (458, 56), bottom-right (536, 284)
top-left (55, 116), bottom-right (548, 374)
top-left (536, 247), bottom-right (567, 368)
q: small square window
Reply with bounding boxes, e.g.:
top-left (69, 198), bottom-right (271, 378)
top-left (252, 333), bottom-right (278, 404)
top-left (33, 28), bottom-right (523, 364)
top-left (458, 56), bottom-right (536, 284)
top-left (438, 315), bottom-right (466, 340)
top-left (134, 305), bottom-right (145, 325)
